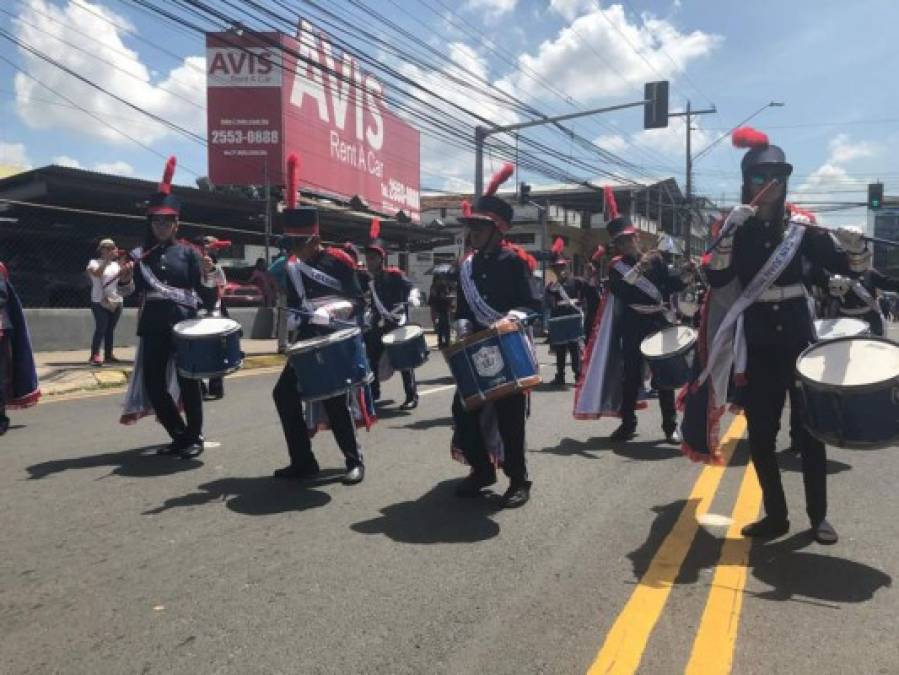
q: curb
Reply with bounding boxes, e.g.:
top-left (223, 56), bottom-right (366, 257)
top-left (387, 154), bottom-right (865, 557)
top-left (41, 353), bottom-right (287, 398)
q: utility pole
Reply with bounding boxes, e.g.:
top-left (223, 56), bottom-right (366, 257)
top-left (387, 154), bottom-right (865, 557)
top-left (668, 100), bottom-right (716, 258)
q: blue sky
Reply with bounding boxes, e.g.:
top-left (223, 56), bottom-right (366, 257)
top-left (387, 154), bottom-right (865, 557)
top-left (2, 0), bottom-right (898, 225)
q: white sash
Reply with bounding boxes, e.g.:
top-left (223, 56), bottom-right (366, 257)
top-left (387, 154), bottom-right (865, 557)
top-left (370, 277), bottom-right (405, 324)
top-left (137, 254), bottom-right (199, 309)
top-left (460, 255), bottom-right (504, 326)
top-left (555, 280), bottom-right (583, 317)
top-left (613, 259), bottom-right (664, 304)
top-left (697, 223), bottom-right (806, 389)
top-left (296, 260), bottom-right (342, 292)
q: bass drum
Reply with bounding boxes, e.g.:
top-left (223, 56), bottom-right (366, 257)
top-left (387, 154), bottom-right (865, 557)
top-left (796, 336), bottom-right (899, 449)
top-left (640, 325), bottom-right (697, 390)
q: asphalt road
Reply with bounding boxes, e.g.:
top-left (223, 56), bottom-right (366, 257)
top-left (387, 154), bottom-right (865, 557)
top-left (1, 341), bottom-right (897, 674)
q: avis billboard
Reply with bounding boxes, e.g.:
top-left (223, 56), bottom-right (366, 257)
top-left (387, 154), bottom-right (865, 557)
top-left (206, 26), bottom-right (421, 221)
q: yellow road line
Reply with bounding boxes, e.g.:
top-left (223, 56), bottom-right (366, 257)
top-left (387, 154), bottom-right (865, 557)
top-left (684, 460), bottom-right (762, 675)
top-left (586, 414), bottom-right (747, 675)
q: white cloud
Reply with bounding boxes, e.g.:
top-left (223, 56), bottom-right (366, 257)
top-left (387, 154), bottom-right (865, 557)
top-left (827, 133), bottom-right (876, 165)
top-left (13, 0), bottom-right (206, 144)
top-left (549, 0), bottom-right (594, 21)
top-left (500, 3), bottom-right (721, 102)
top-left (0, 142), bottom-right (32, 168)
top-left (52, 154), bottom-right (82, 168)
top-left (466, 0), bottom-right (517, 18)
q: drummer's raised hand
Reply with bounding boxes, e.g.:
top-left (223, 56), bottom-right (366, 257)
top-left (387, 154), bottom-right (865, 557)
top-left (723, 204), bottom-right (757, 232)
top-left (311, 306), bottom-right (332, 326)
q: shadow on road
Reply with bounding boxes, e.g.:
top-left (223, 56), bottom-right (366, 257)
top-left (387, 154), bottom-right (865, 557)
top-left (417, 375), bottom-right (455, 386)
top-left (537, 436), bottom-right (683, 462)
top-left (777, 450), bottom-right (852, 475)
top-left (351, 479), bottom-right (501, 544)
top-left (26, 444), bottom-right (202, 480)
top-left (627, 499), bottom-right (891, 604)
top-left (142, 472), bottom-right (339, 516)
top-left (395, 416), bottom-right (454, 431)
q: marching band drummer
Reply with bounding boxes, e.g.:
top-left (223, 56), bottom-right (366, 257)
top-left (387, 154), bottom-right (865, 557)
top-left (582, 245), bottom-right (605, 337)
top-left (451, 164), bottom-right (542, 508)
top-left (680, 127), bottom-right (855, 545)
top-left (271, 154), bottom-right (370, 486)
top-left (117, 156), bottom-right (218, 458)
top-left (363, 219), bottom-right (421, 410)
top-left (822, 227), bottom-right (899, 337)
top-left (0, 261), bottom-right (41, 435)
top-left (578, 187), bottom-right (691, 444)
top-left (545, 238), bottom-right (588, 386)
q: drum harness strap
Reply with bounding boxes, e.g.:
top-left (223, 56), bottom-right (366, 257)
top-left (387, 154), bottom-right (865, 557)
top-left (460, 256), bottom-right (504, 327)
top-left (138, 261), bottom-right (199, 309)
top-left (555, 281), bottom-right (584, 318)
top-left (286, 260), bottom-right (345, 329)
top-left (369, 277), bottom-right (406, 325)
top-left (612, 259), bottom-right (674, 320)
top-left (844, 279), bottom-right (883, 320)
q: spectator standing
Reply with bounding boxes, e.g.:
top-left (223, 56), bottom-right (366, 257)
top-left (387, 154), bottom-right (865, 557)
top-left (429, 276), bottom-right (454, 348)
top-left (268, 240), bottom-right (291, 352)
top-left (86, 238), bottom-right (124, 365)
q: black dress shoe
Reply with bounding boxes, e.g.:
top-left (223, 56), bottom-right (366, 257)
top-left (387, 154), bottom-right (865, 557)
top-left (273, 462), bottom-right (321, 480)
top-left (664, 429), bottom-right (682, 445)
top-left (454, 470), bottom-right (497, 497)
top-left (502, 481), bottom-right (532, 508)
top-left (157, 437), bottom-right (186, 455)
top-left (741, 516), bottom-right (790, 539)
top-left (177, 437), bottom-right (205, 459)
top-left (399, 396), bottom-right (419, 410)
top-left (342, 464), bottom-right (365, 485)
top-left (812, 519), bottom-right (838, 545)
top-left (609, 423), bottom-right (636, 441)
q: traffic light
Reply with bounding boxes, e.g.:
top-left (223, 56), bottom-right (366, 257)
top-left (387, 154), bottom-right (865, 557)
top-left (868, 182), bottom-right (884, 210)
top-left (644, 80), bottom-right (669, 130)
top-left (519, 181), bottom-right (531, 205)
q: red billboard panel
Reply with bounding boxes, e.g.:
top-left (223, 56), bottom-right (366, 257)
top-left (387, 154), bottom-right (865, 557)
top-left (206, 26), bottom-right (421, 221)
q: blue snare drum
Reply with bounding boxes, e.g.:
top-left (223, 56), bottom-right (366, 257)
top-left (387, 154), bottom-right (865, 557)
top-left (382, 324), bottom-right (429, 371)
top-left (173, 317), bottom-right (243, 380)
top-left (796, 336), bottom-right (899, 449)
top-left (548, 313), bottom-right (584, 345)
top-left (814, 317), bottom-right (869, 341)
top-left (640, 325), bottom-right (697, 390)
top-left (287, 327), bottom-right (373, 402)
top-left (443, 322), bottom-right (541, 411)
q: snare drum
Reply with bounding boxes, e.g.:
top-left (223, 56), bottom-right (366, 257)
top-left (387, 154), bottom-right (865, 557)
top-left (796, 336), bottom-right (899, 449)
top-left (640, 325), bottom-right (697, 390)
top-left (443, 322), bottom-right (541, 411)
top-left (382, 324), bottom-right (429, 371)
top-left (548, 314), bottom-right (584, 345)
top-left (286, 327), bottom-right (373, 402)
top-left (172, 317), bottom-right (243, 380)
top-left (814, 317), bottom-right (869, 341)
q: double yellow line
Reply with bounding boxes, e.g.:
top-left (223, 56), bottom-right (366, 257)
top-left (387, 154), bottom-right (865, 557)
top-left (587, 414), bottom-right (762, 675)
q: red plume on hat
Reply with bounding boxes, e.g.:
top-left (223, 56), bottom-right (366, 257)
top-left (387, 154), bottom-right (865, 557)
top-left (366, 217), bottom-right (386, 258)
top-left (370, 217), bottom-right (381, 241)
top-left (286, 152), bottom-right (300, 210)
top-left (551, 237), bottom-right (564, 255)
top-left (461, 199), bottom-right (472, 217)
top-left (603, 185), bottom-right (619, 220)
top-left (732, 127), bottom-right (769, 150)
top-left (591, 244), bottom-right (606, 263)
top-left (485, 162), bottom-right (514, 197)
top-left (159, 156), bottom-right (176, 195)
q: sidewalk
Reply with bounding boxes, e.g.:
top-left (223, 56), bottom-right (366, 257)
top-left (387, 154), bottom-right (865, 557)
top-left (34, 332), bottom-right (441, 397)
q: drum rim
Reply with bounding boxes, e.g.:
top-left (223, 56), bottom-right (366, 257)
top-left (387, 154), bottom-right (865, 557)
top-left (796, 335), bottom-right (899, 392)
top-left (381, 324), bottom-right (424, 345)
top-left (813, 317), bottom-right (870, 339)
top-left (298, 371), bottom-right (374, 402)
top-left (173, 317), bottom-right (242, 339)
top-left (640, 325), bottom-right (698, 360)
top-left (804, 425), bottom-right (899, 451)
top-left (443, 321), bottom-right (524, 356)
top-left (286, 327), bottom-right (362, 355)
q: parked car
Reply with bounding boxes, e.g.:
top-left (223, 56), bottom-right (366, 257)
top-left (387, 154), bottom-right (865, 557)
top-left (221, 279), bottom-right (264, 307)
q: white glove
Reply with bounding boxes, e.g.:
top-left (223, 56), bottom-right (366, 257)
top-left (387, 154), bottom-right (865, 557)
top-left (506, 309), bottom-right (529, 322)
top-left (836, 226), bottom-right (865, 254)
top-left (722, 204), bottom-right (757, 233)
top-left (408, 288), bottom-right (422, 307)
top-left (311, 306), bottom-right (331, 326)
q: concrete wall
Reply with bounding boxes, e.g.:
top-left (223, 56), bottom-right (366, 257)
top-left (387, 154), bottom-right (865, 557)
top-left (24, 307), bottom-right (435, 352)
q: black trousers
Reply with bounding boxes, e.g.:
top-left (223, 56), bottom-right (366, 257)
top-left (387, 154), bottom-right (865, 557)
top-left (621, 331), bottom-right (676, 433)
top-left (453, 392), bottom-right (528, 483)
top-left (90, 302), bottom-right (121, 357)
top-left (0, 334), bottom-right (8, 413)
top-left (142, 331), bottom-right (203, 441)
top-left (435, 310), bottom-right (451, 347)
top-left (366, 329), bottom-right (418, 401)
top-left (272, 363), bottom-right (362, 469)
top-left (553, 341), bottom-right (581, 377)
top-left (745, 343), bottom-right (826, 525)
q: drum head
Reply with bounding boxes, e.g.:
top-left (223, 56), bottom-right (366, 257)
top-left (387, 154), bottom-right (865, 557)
top-left (797, 337), bottom-right (899, 388)
top-left (327, 327), bottom-right (361, 343)
top-left (382, 325), bottom-right (424, 345)
top-left (286, 334), bottom-right (331, 355)
top-left (814, 318), bottom-right (869, 340)
top-left (173, 317), bottom-right (240, 338)
top-left (640, 325), bottom-right (697, 358)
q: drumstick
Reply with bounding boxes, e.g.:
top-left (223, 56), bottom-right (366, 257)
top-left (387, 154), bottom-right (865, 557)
top-left (703, 178), bottom-right (780, 256)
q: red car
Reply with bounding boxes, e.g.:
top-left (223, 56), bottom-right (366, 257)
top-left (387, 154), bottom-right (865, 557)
top-left (221, 280), bottom-right (265, 306)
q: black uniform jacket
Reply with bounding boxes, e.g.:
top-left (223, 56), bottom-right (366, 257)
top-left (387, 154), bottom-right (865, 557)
top-left (287, 247), bottom-right (363, 340)
top-left (609, 253), bottom-right (685, 336)
top-left (545, 276), bottom-right (588, 318)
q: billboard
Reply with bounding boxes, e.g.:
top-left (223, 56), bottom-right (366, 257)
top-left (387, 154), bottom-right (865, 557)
top-left (206, 26), bottom-right (421, 221)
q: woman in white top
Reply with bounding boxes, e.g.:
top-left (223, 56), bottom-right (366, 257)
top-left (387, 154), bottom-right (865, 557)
top-left (86, 238), bottom-right (124, 365)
